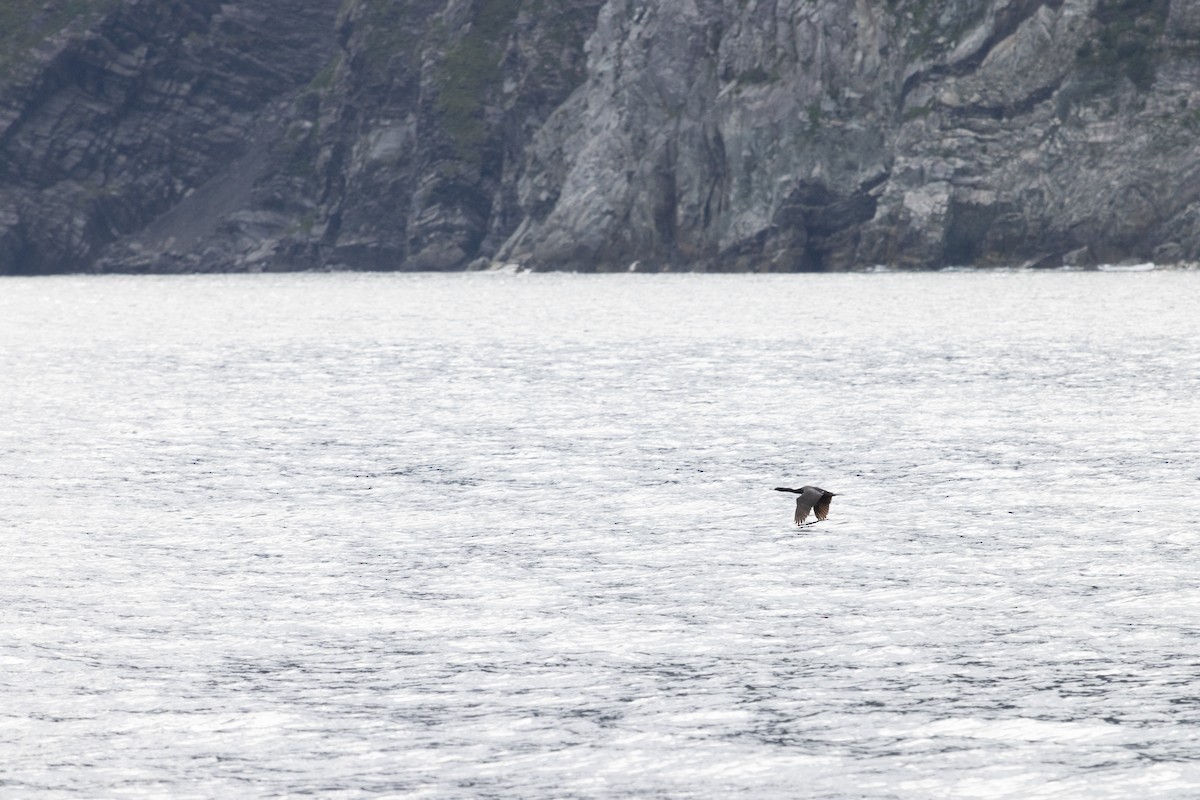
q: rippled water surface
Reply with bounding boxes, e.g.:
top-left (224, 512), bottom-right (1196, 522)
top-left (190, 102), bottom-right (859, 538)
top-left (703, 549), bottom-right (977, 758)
top-left (3, 271), bottom-right (1200, 798)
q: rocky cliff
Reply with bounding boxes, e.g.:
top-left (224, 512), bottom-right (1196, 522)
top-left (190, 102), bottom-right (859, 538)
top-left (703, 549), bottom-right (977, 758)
top-left (3, 0), bottom-right (1200, 273)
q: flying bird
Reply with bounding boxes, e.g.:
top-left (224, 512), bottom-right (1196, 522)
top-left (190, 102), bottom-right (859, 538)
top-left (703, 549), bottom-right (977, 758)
top-left (774, 485), bottom-right (837, 526)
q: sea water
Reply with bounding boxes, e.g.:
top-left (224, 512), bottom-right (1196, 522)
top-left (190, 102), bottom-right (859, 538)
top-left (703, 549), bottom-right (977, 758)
top-left (2, 270), bottom-right (1199, 798)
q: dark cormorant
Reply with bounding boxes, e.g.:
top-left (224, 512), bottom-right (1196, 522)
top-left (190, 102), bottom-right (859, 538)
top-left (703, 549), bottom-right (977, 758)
top-left (774, 486), bottom-right (837, 526)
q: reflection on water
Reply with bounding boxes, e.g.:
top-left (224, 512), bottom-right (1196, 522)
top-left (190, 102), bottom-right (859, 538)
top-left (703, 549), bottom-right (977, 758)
top-left (2, 271), bottom-right (1199, 797)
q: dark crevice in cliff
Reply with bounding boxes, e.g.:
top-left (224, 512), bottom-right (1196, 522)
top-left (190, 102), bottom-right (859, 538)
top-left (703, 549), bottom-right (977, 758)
top-left (951, 81), bottom-right (1062, 122)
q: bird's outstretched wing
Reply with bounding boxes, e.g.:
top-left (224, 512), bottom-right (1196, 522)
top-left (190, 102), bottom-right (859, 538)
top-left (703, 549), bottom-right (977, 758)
top-left (813, 492), bottom-right (834, 521)
top-left (794, 497), bottom-right (812, 525)
top-left (794, 486), bottom-right (823, 525)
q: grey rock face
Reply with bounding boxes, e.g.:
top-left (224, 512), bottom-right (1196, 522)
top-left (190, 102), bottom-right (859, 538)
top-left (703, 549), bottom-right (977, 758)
top-left (3, 0), bottom-right (1200, 273)
top-left (504, 0), bottom-right (1200, 270)
top-left (305, 0), bottom-right (606, 272)
top-left (0, 0), bottom-right (338, 274)
top-left (501, 0), bottom-right (903, 271)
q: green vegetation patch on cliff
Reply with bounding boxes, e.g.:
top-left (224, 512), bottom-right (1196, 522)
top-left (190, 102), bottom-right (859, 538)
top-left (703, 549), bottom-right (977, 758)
top-left (436, 0), bottom-right (521, 160)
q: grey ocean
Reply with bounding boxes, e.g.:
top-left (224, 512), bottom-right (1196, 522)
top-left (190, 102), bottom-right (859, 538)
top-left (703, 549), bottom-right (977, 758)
top-left (3, 271), bottom-right (1199, 798)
